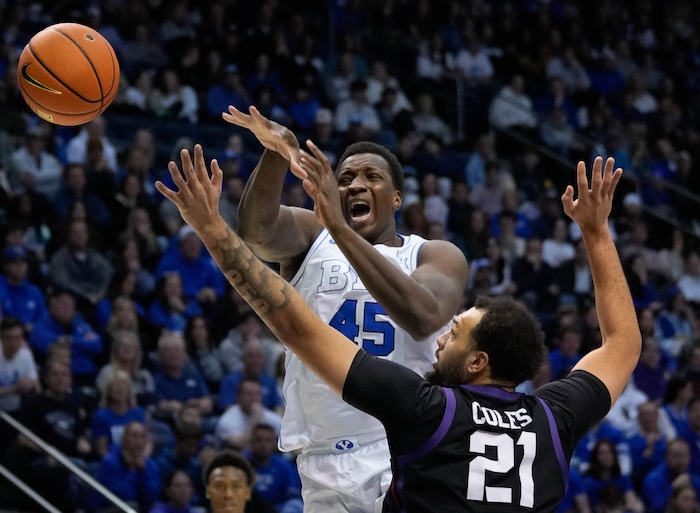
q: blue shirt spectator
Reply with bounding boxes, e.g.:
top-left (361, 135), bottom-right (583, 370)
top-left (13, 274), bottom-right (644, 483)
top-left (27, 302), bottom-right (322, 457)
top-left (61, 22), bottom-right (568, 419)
top-left (244, 423), bottom-right (302, 513)
top-left (642, 439), bottom-right (700, 513)
top-left (29, 288), bottom-right (102, 382)
top-left (90, 422), bottom-right (162, 513)
top-left (155, 225), bottom-right (225, 302)
top-left (0, 245), bottom-right (47, 330)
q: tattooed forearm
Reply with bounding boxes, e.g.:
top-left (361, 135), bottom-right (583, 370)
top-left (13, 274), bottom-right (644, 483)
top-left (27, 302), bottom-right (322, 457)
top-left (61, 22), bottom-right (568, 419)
top-left (211, 227), bottom-right (290, 317)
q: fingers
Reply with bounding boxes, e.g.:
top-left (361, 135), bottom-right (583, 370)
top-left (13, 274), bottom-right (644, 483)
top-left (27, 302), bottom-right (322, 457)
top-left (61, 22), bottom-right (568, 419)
top-left (576, 159), bottom-right (589, 194)
top-left (210, 158), bottom-right (224, 189)
top-left (193, 144), bottom-right (209, 183)
top-left (154, 180), bottom-right (180, 205)
top-left (304, 139), bottom-right (329, 165)
top-left (560, 184), bottom-right (575, 215)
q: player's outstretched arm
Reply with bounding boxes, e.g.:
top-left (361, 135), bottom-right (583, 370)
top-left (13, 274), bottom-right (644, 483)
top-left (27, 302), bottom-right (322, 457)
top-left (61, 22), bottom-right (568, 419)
top-left (223, 105), bottom-right (318, 266)
top-left (154, 145), bottom-right (359, 395)
top-left (565, 157), bottom-right (641, 405)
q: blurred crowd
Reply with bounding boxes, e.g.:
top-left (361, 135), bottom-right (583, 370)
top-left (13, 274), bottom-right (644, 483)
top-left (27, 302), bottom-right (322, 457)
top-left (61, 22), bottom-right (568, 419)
top-left (1, 1), bottom-right (700, 512)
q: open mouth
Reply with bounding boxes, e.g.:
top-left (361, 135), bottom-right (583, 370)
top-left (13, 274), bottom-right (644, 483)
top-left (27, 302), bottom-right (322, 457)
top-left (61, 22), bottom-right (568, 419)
top-left (349, 202), bottom-right (371, 221)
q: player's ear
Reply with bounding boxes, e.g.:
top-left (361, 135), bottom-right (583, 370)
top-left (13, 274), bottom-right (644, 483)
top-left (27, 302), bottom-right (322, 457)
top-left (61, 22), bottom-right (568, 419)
top-left (466, 351), bottom-right (489, 373)
top-left (393, 190), bottom-right (402, 211)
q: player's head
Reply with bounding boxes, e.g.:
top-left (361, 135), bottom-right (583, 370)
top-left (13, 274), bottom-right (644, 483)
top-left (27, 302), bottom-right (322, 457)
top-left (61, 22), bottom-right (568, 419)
top-left (337, 142), bottom-right (404, 194)
top-left (203, 450), bottom-right (254, 513)
top-left (428, 295), bottom-right (546, 387)
top-left (334, 142), bottom-right (404, 240)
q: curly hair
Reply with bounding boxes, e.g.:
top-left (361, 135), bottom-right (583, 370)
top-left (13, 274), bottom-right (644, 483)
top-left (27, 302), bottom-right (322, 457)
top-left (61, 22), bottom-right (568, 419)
top-left (202, 449), bottom-right (255, 487)
top-left (337, 141), bottom-right (404, 194)
top-left (471, 295), bottom-right (547, 385)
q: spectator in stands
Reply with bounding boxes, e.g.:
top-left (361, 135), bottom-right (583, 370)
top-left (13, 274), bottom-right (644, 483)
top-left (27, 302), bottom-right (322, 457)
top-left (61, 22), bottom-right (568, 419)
top-left (94, 267), bottom-right (147, 331)
top-left (659, 374), bottom-right (693, 440)
top-left (205, 64), bottom-right (250, 122)
top-left (0, 317), bottom-right (39, 414)
top-left (91, 369), bottom-right (146, 458)
top-left (622, 253), bottom-right (662, 311)
top-left (415, 31), bottom-right (451, 84)
top-left (155, 225), bottom-right (224, 305)
top-left (215, 378), bottom-right (282, 451)
top-left (153, 331), bottom-right (213, 423)
top-left (545, 46), bottom-right (591, 96)
top-left (333, 79), bottom-right (381, 138)
top-left (90, 420), bottom-right (162, 513)
top-left (681, 397), bottom-right (700, 476)
top-left (121, 206), bottom-right (164, 271)
top-left (30, 287), bottom-right (103, 386)
top-left (96, 329), bottom-right (156, 409)
top-left (511, 237), bottom-right (559, 315)
top-left (642, 438), bottom-right (700, 513)
top-left (468, 161), bottom-right (508, 217)
top-left (217, 311), bottom-right (284, 377)
top-left (677, 251), bottom-right (700, 307)
top-left (464, 133), bottom-right (496, 189)
top-left (664, 483), bottom-right (700, 513)
top-left (572, 420), bottom-right (633, 477)
top-left (583, 440), bottom-right (645, 513)
top-left (65, 116), bottom-right (118, 171)
top-left (488, 74), bottom-right (539, 155)
top-left (411, 92), bottom-right (454, 147)
top-left (655, 288), bottom-right (696, 359)
top-left (124, 67), bottom-right (159, 115)
top-left (51, 163), bottom-right (112, 231)
top-left (8, 358), bottom-right (92, 511)
top-left (633, 336), bottom-right (672, 401)
top-left (47, 218), bottom-right (113, 309)
top-left (150, 469), bottom-right (198, 513)
top-left (155, 420), bottom-right (206, 508)
top-left (152, 68), bottom-right (199, 124)
top-left (0, 245), bottom-right (47, 332)
top-left (446, 35), bottom-right (494, 86)
top-left (218, 339), bottom-right (283, 414)
top-left (148, 271), bottom-right (203, 334)
top-left (548, 325), bottom-right (584, 380)
top-left (183, 314), bottom-right (225, 393)
top-left (8, 124), bottom-right (63, 199)
top-left (629, 401), bottom-right (668, 490)
top-left (244, 423), bottom-right (303, 513)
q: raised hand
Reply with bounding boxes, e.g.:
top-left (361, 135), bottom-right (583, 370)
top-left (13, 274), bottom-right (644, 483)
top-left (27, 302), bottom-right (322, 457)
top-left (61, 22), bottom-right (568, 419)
top-left (154, 144), bottom-right (224, 237)
top-left (561, 156), bottom-right (623, 236)
top-left (298, 139), bottom-right (347, 232)
top-left (221, 105), bottom-right (305, 178)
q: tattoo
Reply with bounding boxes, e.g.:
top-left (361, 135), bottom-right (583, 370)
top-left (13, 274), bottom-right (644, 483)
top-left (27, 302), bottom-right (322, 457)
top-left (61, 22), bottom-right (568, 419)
top-left (213, 227), bottom-right (289, 318)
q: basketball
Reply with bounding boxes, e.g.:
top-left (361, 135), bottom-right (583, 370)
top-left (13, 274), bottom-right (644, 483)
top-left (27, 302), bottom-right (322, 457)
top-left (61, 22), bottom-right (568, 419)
top-left (17, 23), bottom-right (120, 126)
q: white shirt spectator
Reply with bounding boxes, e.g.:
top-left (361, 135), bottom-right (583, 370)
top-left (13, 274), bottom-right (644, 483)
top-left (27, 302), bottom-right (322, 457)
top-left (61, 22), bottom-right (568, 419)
top-left (488, 76), bottom-right (538, 130)
top-left (0, 347), bottom-right (38, 412)
top-left (9, 134), bottom-right (63, 198)
top-left (66, 117), bottom-right (118, 171)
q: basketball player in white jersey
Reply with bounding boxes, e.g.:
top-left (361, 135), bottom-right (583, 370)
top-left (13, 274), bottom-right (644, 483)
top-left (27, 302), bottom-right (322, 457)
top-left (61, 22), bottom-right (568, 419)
top-left (222, 106), bottom-right (469, 512)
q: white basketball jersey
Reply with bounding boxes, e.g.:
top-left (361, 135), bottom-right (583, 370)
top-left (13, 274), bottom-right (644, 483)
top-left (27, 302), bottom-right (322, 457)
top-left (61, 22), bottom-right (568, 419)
top-left (279, 229), bottom-right (442, 451)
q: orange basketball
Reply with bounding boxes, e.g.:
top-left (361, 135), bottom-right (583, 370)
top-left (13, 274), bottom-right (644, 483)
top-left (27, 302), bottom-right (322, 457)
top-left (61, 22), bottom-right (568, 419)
top-left (17, 23), bottom-right (120, 126)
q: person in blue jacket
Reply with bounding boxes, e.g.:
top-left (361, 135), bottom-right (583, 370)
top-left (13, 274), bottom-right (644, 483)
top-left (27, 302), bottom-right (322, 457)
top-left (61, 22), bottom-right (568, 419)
top-left (90, 421), bottom-right (162, 513)
top-left (29, 286), bottom-right (103, 387)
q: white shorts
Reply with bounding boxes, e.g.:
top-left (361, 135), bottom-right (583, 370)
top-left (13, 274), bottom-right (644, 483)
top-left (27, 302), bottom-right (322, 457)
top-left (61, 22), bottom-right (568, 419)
top-left (296, 436), bottom-right (392, 513)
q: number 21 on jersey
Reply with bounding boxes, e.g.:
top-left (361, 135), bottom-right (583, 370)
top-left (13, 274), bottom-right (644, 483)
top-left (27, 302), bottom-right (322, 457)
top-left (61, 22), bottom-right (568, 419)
top-left (467, 431), bottom-right (536, 508)
top-left (329, 299), bottom-right (395, 356)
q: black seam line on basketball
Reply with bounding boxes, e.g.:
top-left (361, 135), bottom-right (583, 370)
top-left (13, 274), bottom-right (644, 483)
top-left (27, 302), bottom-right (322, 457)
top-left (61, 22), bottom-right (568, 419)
top-left (26, 30), bottom-right (103, 105)
top-left (50, 25), bottom-right (110, 107)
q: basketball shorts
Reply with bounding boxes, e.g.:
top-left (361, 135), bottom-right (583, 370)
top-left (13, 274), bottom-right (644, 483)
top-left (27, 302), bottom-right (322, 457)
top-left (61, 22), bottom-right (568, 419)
top-left (295, 435), bottom-right (392, 513)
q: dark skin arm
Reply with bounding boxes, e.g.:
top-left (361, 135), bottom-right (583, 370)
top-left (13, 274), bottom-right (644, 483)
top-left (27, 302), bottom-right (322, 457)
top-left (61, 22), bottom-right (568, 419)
top-left (225, 106), bottom-right (469, 339)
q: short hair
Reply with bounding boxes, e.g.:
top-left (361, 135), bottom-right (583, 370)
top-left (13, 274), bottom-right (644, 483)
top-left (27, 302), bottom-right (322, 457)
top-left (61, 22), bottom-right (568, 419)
top-left (202, 449), bottom-right (255, 487)
top-left (471, 295), bottom-right (547, 385)
top-left (0, 317), bottom-right (24, 334)
top-left (337, 142), bottom-right (404, 194)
